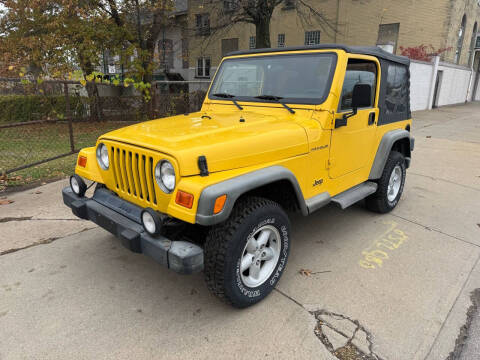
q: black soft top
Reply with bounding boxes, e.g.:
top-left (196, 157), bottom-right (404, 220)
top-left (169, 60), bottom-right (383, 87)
top-left (227, 44), bottom-right (410, 66)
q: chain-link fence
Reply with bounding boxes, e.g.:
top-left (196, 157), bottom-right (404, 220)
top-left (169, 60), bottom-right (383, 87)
top-left (0, 78), bottom-right (210, 175)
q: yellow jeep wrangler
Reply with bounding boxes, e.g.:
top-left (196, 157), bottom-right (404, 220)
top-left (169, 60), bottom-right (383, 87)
top-left (63, 45), bottom-right (414, 308)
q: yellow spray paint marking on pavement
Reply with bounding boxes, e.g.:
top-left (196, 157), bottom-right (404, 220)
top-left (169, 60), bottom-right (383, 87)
top-left (358, 220), bottom-right (408, 269)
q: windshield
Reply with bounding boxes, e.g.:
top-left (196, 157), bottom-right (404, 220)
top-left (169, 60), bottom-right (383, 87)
top-left (209, 53), bottom-right (337, 105)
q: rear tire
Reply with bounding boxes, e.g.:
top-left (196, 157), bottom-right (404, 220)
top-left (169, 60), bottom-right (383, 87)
top-left (366, 151), bottom-right (406, 213)
top-left (204, 197), bottom-right (290, 308)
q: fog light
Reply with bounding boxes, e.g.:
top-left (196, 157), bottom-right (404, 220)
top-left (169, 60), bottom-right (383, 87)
top-left (141, 208), bottom-right (162, 236)
top-left (70, 174), bottom-right (87, 197)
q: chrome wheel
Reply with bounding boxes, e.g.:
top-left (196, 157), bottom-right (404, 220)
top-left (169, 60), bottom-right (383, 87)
top-left (240, 225), bottom-right (281, 288)
top-left (387, 165), bottom-right (402, 202)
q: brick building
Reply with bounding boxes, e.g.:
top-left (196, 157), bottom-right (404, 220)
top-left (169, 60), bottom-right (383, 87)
top-left (178, 0), bottom-right (480, 81)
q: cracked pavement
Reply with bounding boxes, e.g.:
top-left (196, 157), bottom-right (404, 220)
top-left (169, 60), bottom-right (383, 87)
top-left (0, 182), bottom-right (97, 254)
top-left (447, 289), bottom-right (480, 360)
top-left (1, 102), bottom-right (480, 359)
top-left (312, 310), bottom-right (380, 360)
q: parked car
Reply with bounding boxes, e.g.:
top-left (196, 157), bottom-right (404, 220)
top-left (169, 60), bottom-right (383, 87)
top-left (63, 44), bottom-right (414, 308)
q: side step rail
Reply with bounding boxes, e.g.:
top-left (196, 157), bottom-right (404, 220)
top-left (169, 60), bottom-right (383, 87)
top-left (331, 181), bottom-right (378, 210)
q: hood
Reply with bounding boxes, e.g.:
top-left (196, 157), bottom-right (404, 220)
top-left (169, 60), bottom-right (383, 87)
top-left (100, 110), bottom-right (309, 176)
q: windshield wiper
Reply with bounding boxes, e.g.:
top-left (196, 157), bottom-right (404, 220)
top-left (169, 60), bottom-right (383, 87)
top-left (255, 94), bottom-right (283, 100)
top-left (212, 92), bottom-right (235, 98)
top-left (254, 95), bottom-right (295, 114)
top-left (211, 93), bottom-right (243, 110)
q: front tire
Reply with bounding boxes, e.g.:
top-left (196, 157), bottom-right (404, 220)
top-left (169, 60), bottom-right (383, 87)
top-left (204, 197), bottom-right (290, 308)
top-left (366, 150), bottom-right (406, 213)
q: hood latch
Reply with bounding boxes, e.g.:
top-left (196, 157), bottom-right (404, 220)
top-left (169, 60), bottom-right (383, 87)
top-left (198, 155), bottom-right (209, 177)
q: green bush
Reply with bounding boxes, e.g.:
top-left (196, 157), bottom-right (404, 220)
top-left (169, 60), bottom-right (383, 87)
top-left (0, 95), bottom-right (85, 124)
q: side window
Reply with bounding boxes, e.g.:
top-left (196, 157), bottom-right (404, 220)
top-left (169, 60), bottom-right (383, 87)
top-left (339, 59), bottom-right (377, 111)
top-left (385, 64), bottom-right (408, 114)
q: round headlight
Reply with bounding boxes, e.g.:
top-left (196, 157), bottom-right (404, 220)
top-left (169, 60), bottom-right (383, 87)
top-left (155, 160), bottom-right (176, 193)
top-left (96, 143), bottom-right (109, 170)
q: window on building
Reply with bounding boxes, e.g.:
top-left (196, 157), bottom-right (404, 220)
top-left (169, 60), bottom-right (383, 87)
top-left (249, 36), bottom-right (256, 50)
top-left (278, 34), bottom-right (285, 47)
top-left (283, 0), bottom-right (295, 9)
top-left (196, 14), bottom-right (210, 36)
top-left (385, 64), bottom-right (409, 115)
top-left (130, 49), bottom-right (137, 63)
top-left (376, 23), bottom-right (400, 54)
top-left (455, 14), bottom-right (467, 64)
top-left (221, 38), bottom-right (239, 56)
top-left (339, 60), bottom-right (377, 111)
top-left (181, 38), bottom-right (189, 69)
top-left (468, 22), bottom-right (478, 66)
top-left (224, 0), bottom-right (238, 12)
top-left (304, 31), bottom-right (320, 46)
top-left (158, 39), bottom-right (174, 71)
top-left (196, 57), bottom-right (211, 78)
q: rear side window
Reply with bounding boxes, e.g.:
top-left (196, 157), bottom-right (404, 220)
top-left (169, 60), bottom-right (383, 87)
top-left (339, 59), bottom-right (377, 111)
top-left (385, 64), bottom-right (408, 114)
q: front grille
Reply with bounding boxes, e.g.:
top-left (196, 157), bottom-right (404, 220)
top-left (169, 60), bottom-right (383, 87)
top-left (109, 145), bottom-right (157, 205)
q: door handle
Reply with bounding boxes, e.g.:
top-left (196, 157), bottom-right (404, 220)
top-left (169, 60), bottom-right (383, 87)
top-left (368, 112), bottom-right (376, 125)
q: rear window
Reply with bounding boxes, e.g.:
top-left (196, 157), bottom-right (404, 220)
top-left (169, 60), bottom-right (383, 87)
top-left (385, 64), bottom-right (409, 114)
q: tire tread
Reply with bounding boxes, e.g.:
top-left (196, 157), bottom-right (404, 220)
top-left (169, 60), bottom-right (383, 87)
top-left (204, 196), bottom-right (282, 306)
top-left (366, 150), bottom-right (405, 213)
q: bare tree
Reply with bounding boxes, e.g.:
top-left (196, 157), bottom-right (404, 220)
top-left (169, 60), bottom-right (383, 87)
top-left (94, 0), bottom-right (175, 83)
top-left (199, 0), bottom-right (337, 49)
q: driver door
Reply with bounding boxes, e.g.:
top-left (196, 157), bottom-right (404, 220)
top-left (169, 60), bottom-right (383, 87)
top-left (329, 57), bottom-right (379, 179)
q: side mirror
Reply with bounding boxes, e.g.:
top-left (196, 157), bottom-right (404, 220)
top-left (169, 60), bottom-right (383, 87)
top-left (335, 83), bottom-right (373, 129)
top-left (351, 83), bottom-right (372, 110)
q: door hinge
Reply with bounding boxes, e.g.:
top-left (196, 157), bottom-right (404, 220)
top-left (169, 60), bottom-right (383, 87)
top-left (326, 159), bottom-right (335, 169)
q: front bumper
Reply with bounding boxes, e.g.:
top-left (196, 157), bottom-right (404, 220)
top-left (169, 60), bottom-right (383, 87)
top-left (62, 187), bottom-right (203, 274)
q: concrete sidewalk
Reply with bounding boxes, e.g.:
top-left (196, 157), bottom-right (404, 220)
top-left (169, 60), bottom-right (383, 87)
top-left (1, 102), bottom-right (479, 359)
top-left (0, 180), bottom-right (96, 255)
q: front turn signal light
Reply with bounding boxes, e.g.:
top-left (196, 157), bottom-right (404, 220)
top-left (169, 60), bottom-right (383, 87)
top-left (213, 195), bottom-right (227, 214)
top-left (77, 155), bottom-right (87, 168)
top-left (176, 190), bottom-right (194, 209)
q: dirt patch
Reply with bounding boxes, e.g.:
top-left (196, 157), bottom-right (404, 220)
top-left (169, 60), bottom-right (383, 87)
top-left (0, 175), bottom-right (66, 195)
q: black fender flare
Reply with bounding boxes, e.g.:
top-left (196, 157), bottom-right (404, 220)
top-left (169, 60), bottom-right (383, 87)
top-left (195, 166), bottom-right (313, 226)
top-left (369, 129), bottom-right (413, 180)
